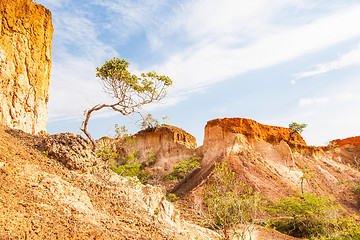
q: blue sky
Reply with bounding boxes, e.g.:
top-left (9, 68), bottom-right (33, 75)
top-left (39, 0), bottom-right (360, 146)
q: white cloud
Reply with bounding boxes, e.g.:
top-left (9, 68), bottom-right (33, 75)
top-left (46, 0), bottom-right (360, 126)
top-left (336, 93), bottom-right (360, 102)
top-left (152, 3), bottom-right (360, 94)
top-left (47, 11), bottom-right (118, 122)
top-left (152, 0), bottom-right (309, 47)
top-left (298, 97), bottom-right (329, 107)
top-left (294, 43), bottom-right (360, 79)
top-left (91, 0), bottom-right (169, 42)
top-left (53, 12), bottom-right (117, 62)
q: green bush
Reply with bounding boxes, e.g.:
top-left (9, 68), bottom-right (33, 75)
top-left (166, 193), bottom-right (179, 202)
top-left (203, 161), bottom-right (263, 240)
top-left (120, 149), bottom-right (140, 165)
top-left (101, 145), bottom-right (150, 184)
top-left (141, 150), bottom-right (158, 168)
top-left (97, 144), bottom-right (118, 162)
top-left (110, 163), bottom-right (150, 184)
top-left (140, 113), bottom-right (160, 130)
top-left (266, 193), bottom-right (343, 239)
top-left (164, 157), bottom-right (201, 181)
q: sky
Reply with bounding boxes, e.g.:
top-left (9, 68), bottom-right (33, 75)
top-left (38, 0), bottom-right (360, 146)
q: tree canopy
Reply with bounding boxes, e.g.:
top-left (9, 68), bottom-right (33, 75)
top-left (288, 122), bottom-right (307, 141)
top-left (289, 122), bottom-right (307, 134)
top-left (81, 58), bottom-right (172, 147)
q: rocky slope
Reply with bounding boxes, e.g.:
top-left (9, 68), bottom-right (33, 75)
top-left (0, 124), bottom-right (220, 239)
top-left (0, 123), bottom-right (309, 240)
top-left (0, 0), bottom-right (53, 134)
top-left (3, 118), bottom-right (359, 239)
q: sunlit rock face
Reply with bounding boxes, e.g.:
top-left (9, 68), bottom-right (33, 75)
top-left (173, 118), bottom-right (360, 218)
top-left (0, 0), bottom-right (53, 134)
top-left (115, 125), bottom-right (198, 176)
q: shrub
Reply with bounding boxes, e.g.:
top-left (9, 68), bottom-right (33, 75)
top-left (345, 143), bottom-right (354, 152)
top-left (164, 157), bottom-right (201, 181)
top-left (102, 146), bottom-right (150, 184)
top-left (113, 124), bottom-right (133, 141)
top-left (166, 193), bottom-right (179, 202)
top-left (203, 161), bottom-right (263, 240)
top-left (110, 163), bottom-right (150, 184)
top-left (121, 149), bottom-right (140, 165)
top-left (141, 150), bottom-right (158, 168)
top-left (97, 144), bottom-right (118, 162)
top-left (140, 113), bottom-right (160, 130)
top-left (337, 179), bottom-right (360, 207)
top-left (299, 165), bottom-right (316, 194)
top-left (266, 193), bottom-right (343, 239)
top-left (308, 215), bottom-right (360, 240)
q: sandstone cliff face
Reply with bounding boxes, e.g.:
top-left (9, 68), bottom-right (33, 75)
top-left (0, 0), bottom-right (53, 134)
top-left (331, 136), bottom-right (360, 150)
top-left (115, 125), bottom-right (198, 176)
top-left (205, 118), bottom-right (307, 146)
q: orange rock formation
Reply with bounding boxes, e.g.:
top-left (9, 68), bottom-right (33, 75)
top-left (205, 118), bottom-right (307, 145)
top-left (0, 0), bottom-right (53, 134)
top-left (172, 118), bottom-right (360, 217)
top-left (332, 136), bottom-right (360, 150)
top-left (115, 125), bottom-right (198, 176)
top-left (135, 125), bottom-right (197, 149)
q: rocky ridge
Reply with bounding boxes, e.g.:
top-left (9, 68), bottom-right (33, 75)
top-left (0, 0), bottom-right (53, 134)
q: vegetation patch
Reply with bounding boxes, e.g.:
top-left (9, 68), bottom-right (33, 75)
top-left (266, 193), bottom-right (360, 239)
top-left (203, 161), bottom-right (263, 240)
top-left (164, 157), bottom-right (201, 181)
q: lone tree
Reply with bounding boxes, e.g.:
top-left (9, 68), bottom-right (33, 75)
top-left (288, 122), bottom-right (307, 141)
top-left (81, 58), bottom-right (172, 148)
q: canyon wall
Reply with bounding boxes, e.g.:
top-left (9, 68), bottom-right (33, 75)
top-left (0, 0), bottom-right (53, 134)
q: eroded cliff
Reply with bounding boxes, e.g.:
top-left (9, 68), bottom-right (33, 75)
top-left (0, 0), bottom-right (53, 134)
top-left (205, 118), bottom-right (307, 145)
top-left (112, 125), bottom-right (198, 177)
top-left (173, 118), bottom-right (360, 217)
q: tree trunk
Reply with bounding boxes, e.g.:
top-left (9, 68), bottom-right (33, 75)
top-left (81, 104), bottom-right (106, 150)
top-left (288, 130), bottom-right (297, 142)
